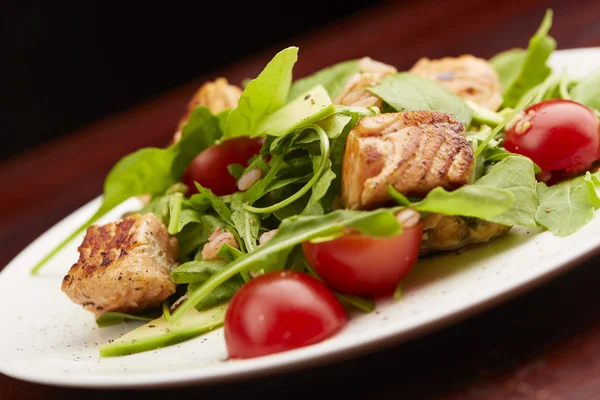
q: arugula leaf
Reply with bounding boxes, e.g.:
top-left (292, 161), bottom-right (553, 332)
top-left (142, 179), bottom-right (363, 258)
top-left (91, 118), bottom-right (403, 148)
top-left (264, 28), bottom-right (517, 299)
top-left (244, 125), bottom-right (332, 214)
top-left (168, 204), bottom-right (204, 235)
top-left (307, 164), bottom-right (336, 208)
top-left (30, 107), bottom-right (221, 274)
top-left (571, 66), bottom-right (600, 113)
top-left (230, 192), bottom-right (261, 253)
top-left (171, 259), bottom-right (229, 284)
top-left (188, 279), bottom-right (242, 311)
top-left (193, 183), bottom-right (233, 226)
top-left (316, 113), bottom-right (353, 139)
top-left (224, 46), bottom-right (298, 139)
top-left (368, 72), bottom-right (472, 127)
top-left (388, 156), bottom-right (538, 227)
top-left (535, 173), bottom-right (600, 236)
top-left (175, 214), bottom-right (229, 262)
top-left (170, 208), bottom-right (402, 322)
top-left (389, 185), bottom-right (514, 220)
top-left (288, 59), bottom-right (360, 101)
top-left (172, 256), bottom-right (244, 311)
top-left (474, 155), bottom-right (539, 227)
top-left (492, 9), bottom-right (556, 107)
top-left (489, 48), bottom-right (528, 92)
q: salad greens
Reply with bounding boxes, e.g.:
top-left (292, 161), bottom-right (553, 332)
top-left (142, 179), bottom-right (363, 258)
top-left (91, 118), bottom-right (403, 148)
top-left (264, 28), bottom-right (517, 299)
top-left (490, 9), bottom-right (556, 108)
top-left (30, 8), bottom-right (600, 357)
top-left (368, 72), bottom-right (473, 127)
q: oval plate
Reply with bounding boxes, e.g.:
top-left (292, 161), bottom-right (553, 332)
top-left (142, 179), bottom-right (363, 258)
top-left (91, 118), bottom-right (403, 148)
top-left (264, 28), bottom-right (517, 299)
top-left (1, 48), bottom-right (600, 389)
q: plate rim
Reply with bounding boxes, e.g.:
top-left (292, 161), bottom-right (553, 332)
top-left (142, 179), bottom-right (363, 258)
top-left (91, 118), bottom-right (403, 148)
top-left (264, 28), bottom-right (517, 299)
top-left (2, 46), bottom-right (600, 389)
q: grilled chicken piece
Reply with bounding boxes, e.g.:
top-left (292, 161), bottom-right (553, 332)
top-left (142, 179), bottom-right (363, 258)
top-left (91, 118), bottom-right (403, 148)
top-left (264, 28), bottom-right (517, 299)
top-left (178, 77), bottom-right (242, 130)
top-left (420, 214), bottom-right (511, 254)
top-left (172, 77), bottom-right (243, 143)
top-left (409, 55), bottom-right (503, 111)
top-left (61, 213), bottom-right (179, 318)
top-left (341, 111), bottom-right (474, 210)
top-left (334, 57), bottom-right (397, 108)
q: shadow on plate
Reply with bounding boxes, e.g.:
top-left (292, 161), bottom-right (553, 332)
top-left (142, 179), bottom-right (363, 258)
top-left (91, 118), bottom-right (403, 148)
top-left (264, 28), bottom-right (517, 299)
top-left (403, 225), bottom-right (545, 292)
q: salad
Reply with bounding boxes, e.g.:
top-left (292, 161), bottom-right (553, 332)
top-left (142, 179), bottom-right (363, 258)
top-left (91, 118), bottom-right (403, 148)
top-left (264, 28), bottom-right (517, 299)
top-left (32, 9), bottom-right (600, 360)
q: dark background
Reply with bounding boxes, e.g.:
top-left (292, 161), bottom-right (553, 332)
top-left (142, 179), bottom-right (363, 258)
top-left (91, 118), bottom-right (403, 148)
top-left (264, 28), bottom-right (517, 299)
top-left (1, 1), bottom-right (384, 162)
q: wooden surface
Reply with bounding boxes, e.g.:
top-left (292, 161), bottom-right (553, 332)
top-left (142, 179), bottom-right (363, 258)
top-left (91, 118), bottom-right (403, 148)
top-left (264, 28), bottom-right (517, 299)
top-left (2, 0), bottom-right (600, 398)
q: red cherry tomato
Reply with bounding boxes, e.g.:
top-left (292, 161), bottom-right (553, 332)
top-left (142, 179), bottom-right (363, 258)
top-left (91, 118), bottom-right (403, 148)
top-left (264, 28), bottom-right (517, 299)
top-left (182, 136), bottom-right (263, 196)
top-left (224, 270), bottom-right (348, 359)
top-left (302, 224), bottom-right (423, 297)
top-left (504, 99), bottom-right (599, 175)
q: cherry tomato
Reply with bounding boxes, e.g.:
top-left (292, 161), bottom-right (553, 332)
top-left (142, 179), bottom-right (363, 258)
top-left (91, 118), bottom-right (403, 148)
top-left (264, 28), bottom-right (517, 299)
top-left (504, 99), bottom-right (599, 175)
top-left (224, 270), bottom-right (347, 359)
top-left (302, 223), bottom-right (423, 297)
top-left (182, 136), bottom-right (263, 196)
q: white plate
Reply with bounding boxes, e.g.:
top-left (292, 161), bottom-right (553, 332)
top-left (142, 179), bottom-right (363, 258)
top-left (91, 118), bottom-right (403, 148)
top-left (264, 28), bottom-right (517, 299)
top-left (2, 48), bottom-right (600, 389)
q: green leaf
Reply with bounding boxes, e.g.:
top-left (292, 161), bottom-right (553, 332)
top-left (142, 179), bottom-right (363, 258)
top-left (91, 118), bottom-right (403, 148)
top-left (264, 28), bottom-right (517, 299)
top-left (288, 59), bottom-right (360, 101)
top-left (571, 66), bottom-right (600, 112)
top-left (473, 155), bottom-right (539, 227)
top-left (307, 164), bottom-right (336, 207)
top-left (224, 46), bottom-right (298, 139)
top-left (535, 173), bottom-right (600, 236)
top-left (368, 72), bottom-right (472, 127)
top-left (166, 193), bottom-right (205, 235)
top-left (394, 185), bottom-right (514, 219)
top-left (170, 208), bottom-right (403, 322)
top-left (496, 9), bottom-right (556, 108)
top-left (230, 193), bottom-right (261, 253)
top-left (174, 215), bottom-right (225, 262)
top-left (244, 125), bottom-right (332, 214)
top-left (193, 183), bottom-right (233, 226)
top-left (30, 107), bottom-right (221, 274)
top-left (316, 113), bottom-right (353, 139)
top-left (171, 259), bottom-right (229, 284)
top-left (490, 48), bottom-right (528, 92)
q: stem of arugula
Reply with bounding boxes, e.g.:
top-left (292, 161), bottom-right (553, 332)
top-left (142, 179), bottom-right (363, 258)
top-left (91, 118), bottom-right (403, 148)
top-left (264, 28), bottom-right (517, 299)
top-left (243, 125), bottom-right (331, 214)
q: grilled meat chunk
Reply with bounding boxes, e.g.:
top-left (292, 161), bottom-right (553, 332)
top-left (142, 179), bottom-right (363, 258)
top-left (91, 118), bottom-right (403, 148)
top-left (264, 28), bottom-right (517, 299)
top-left (171, 77), bottom-right (243, 144)
top-left (177, 77), bottom-right (242, 131)
top-left (334, 57), bottom-right (397, 108)
top-left (341, 111), bottom-right (474, 210)
top-left (420, 214), bottom-right (511, 254)
top-left (61, 213), bottom-right (179, 318)
top-left (409, 55), bottom-right (503, 111)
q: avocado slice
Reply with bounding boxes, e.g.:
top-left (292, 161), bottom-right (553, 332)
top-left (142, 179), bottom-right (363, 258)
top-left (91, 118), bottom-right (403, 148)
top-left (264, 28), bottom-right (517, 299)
top-left (252, 84), bottom-right (336, 137)
top-left (98, 302), bottom-right (228, 357)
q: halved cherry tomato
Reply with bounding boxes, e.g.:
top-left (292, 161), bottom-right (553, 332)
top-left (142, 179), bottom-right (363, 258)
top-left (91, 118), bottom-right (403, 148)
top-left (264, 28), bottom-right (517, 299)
top-left (182, 136), bottom-right (263, 196)
top-left (302, 222), bottom-right (423, 297)
top-left (504, 99), bottom-right (599, 175)
top-left (224, 270), bottom-right (348, 359)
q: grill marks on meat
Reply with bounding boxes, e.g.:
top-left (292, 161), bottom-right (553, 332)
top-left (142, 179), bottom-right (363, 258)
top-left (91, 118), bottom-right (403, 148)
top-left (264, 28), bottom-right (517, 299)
top-left (341, 111), bottom-right (474, 210)
top-left (61, 213), bottom-right (179, 318)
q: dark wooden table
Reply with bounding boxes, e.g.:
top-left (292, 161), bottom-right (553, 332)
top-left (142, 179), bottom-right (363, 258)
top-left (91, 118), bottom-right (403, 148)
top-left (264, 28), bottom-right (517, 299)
top-left (2, 0), bottom-right (600, 398)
